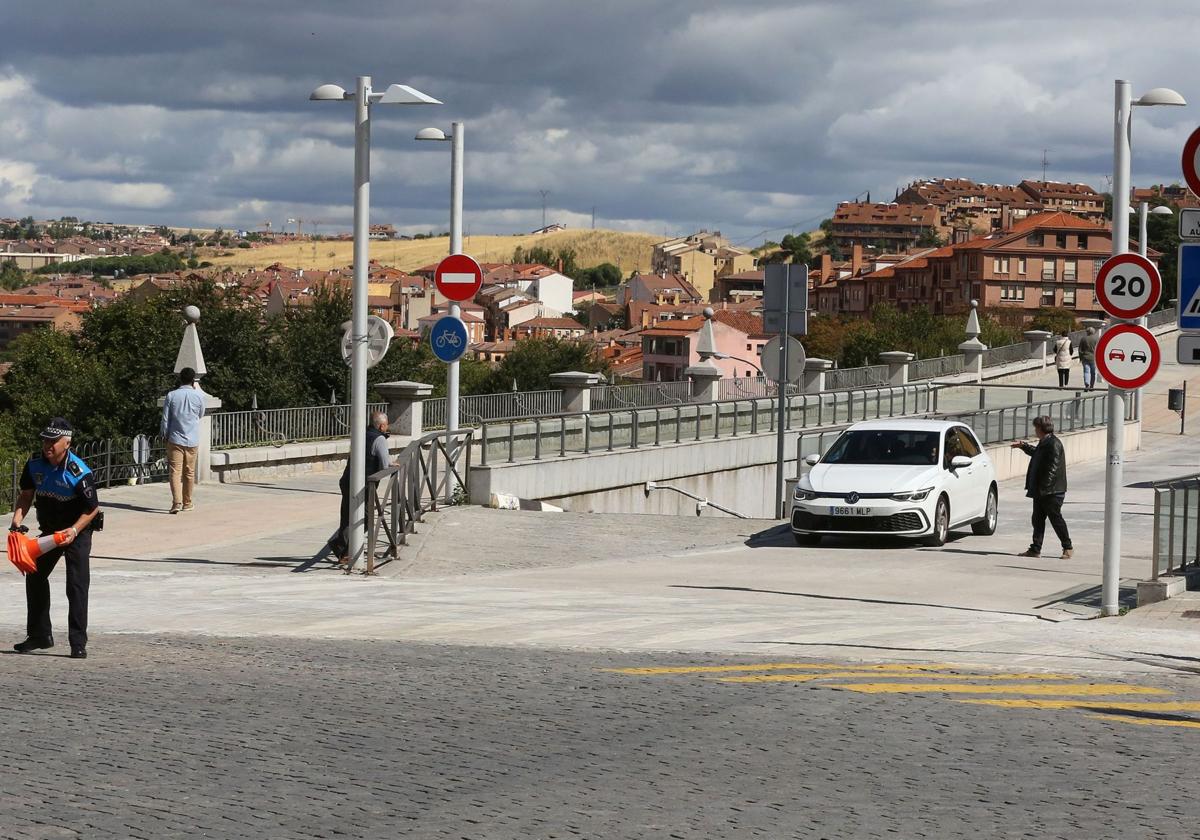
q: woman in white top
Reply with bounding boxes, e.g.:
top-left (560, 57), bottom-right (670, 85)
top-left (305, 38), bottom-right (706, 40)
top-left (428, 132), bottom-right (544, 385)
top-left (1053, 330), bottom-right (1073, 387)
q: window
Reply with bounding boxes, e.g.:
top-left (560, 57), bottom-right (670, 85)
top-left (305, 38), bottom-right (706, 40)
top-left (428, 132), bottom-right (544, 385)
top-left (1076, 235), bottom-right (1088, 250)
top-left (1018, 257), bottom-right (1027, 275)
top-left (1063, 259), bottom-right (1077, 280)
top-left (1063, 287), bottom-right (1076, 306)
top-left (1042, 258), bottom-right (1056, 280)
top-left (992, 256), bottom-right (1010, 275)
top-left (1001, 284), bottom-right (1024, 301)
top-left (956, 428), bottom-right (982, 458)
top-left (1041, 289), bottom-right (1055, 306)
top-left (942, 430), bottom-right (963, 470)
top-left (1026, 234), bottom-right (1044, 246)
top-left (746, 343), bottom-right (752, 352)
top-left (822, 429), bottom-right (941, 466)
top-left (1093, 258), bottom-right (1105, 276)
top-left (1056, 234), bottom-right (1068, 249)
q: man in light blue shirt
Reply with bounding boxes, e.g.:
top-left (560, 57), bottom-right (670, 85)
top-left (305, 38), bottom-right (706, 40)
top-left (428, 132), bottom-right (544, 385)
top-left (160, 367), bottom-right (207, 514)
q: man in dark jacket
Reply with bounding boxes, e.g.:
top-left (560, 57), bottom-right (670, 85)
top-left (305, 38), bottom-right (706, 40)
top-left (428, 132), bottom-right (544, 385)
top-left (1011, 415), bottom-right (1072, 559)
top-left (332, 412), bottom-right (393, 564)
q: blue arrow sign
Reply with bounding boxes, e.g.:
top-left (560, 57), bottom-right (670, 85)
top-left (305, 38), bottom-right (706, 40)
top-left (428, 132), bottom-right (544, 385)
top-left (1179, 244), bottom-right (1200, 331)
top-left (429, 315), bottom-right (469, 363)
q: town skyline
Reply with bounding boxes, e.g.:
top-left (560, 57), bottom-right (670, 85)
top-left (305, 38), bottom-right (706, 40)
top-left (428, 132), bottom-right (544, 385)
top-left (2, 1), bottom-right (1198, 241)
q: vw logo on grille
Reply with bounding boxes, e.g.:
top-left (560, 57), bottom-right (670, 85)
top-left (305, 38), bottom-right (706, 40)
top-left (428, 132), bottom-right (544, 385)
top-left (846, 492), bottom-right (860, 505)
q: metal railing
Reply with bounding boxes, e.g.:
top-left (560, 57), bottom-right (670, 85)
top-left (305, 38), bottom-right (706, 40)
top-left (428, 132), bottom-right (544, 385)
top-left (1147, 308), bottom-right (1176, 329)
top-left (933, 390), bottom-right (1112, 446)
top-left (717, 376), bottom-right (780, 400)
top-left (424, 390), bottom-right (562, 429)
top-left (1150, 473), bottom-right (1200, 580)
top-left (981, 342), bottom-right (1031, 368)
top-left (825, 364), bottom-right (889, 391)
top-left (478, 382), bottom-right (937, 466)
top-left (590, 380), bottom-right (692, 409)
top-left (211, 403), bottom-right (386, 449)
top-left (910, 354), bottom-right (965, 381)
top-left (359, 428), bottom-right (473, 575)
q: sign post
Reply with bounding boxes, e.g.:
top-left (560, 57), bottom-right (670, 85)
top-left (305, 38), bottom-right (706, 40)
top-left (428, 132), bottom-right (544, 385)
top-left (434, 253), bottom-right (482, 501)
top-left (764, 263), bottom-right (808, 519)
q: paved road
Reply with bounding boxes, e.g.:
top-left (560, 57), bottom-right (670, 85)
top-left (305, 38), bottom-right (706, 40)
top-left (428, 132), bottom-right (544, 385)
top-left (2, 634), bottom-right (1198, 839)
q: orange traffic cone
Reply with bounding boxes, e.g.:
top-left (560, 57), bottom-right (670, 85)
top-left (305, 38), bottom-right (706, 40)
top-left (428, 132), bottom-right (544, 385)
top-left (6, 529), bottom-right (70, 575)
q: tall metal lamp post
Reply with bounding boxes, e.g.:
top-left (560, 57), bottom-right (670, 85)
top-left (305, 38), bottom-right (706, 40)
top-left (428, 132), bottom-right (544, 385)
top-left (1102, 80), bottom-right (1185, 616)
top-left (310, 77), bottom-right (440, 568)
top-left (415, 122), bottom-right (465, 452)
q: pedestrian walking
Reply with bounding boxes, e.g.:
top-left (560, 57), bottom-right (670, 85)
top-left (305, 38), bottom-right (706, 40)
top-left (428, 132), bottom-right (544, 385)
top-left (1078, 326), bottom-right (1099, 391)
top-left (1011, 415), bottom-right (1072, 559)
top-left (1053, 329), bottom-right (1073, 387)
top-left (332, 412), bottom-right (393, 564)
top-left (160, 367), bottom-right (206, 514)
top-left (10, 418), bottom-right (102, 659)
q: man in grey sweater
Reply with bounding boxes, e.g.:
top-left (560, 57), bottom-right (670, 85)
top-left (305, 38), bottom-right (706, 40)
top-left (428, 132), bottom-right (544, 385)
top-left (332, 412), bottom-right (393, 564)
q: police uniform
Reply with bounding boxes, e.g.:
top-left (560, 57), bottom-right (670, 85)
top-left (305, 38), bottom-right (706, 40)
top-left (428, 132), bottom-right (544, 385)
top-left (19, 445), bottom-right (99, 652)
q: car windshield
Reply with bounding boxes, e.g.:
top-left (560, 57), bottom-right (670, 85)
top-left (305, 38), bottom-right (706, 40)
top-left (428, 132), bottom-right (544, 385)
top-left (821, 429), bottom-right (940, 466)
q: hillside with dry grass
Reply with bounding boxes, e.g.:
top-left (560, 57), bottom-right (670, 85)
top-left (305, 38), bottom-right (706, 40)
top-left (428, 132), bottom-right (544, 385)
top-left (203, 228), bottom-right (660, 273)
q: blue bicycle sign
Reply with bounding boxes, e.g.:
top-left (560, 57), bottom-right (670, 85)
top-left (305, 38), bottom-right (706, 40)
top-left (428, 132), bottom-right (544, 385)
top-left (429, 315), bottom-right (469, 363)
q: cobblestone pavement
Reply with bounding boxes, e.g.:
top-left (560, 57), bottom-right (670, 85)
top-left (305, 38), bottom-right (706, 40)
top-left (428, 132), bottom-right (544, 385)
top-left (3, 632), bottom-right (1199, 839)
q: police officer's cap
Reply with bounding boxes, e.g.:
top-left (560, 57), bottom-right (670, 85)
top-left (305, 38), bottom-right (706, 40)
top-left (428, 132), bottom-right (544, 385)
top-left (40, 417), bottom-right (74, 440)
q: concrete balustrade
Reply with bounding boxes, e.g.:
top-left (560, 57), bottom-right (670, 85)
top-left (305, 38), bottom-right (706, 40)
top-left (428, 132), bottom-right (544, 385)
top-left (802, 358), bottom-right (833, 394)
top-left (375, 381), bottom-right (434, 437)
top-left (879, 351), bottom-right (914, 387)
top-left (549, 371), bottom-right (603, 414)
top-left (1023, 330), bottom-right (1051, 365)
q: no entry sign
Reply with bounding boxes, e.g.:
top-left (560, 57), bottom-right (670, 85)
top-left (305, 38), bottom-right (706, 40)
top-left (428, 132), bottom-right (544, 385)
top-left (434, 254), bottom-right (484, 302)
top-left (1096, 323), bottom-right (1161, 390)
top-left (1094, 253), bottom-right (1161, 320)
top-left (1183, 126), bottom-right (1200, 199)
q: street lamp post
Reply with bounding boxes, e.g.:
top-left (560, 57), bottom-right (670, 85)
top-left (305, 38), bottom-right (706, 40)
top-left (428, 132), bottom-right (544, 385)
top-left (1101, 80), bottom-right (1185, 616)
top-left (311, 76), bottom-right (440, 569)
top-left (416, 123), bottom-right (465, 469)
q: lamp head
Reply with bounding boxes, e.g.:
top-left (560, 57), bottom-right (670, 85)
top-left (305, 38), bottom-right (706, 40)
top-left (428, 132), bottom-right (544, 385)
top-left (377, 84), bottom-right (441, 105)
top-left (1134, 87), bottom-right (1187, 107)
top-left (415, 127), bottom-right (448, 142)
top-left (1152, 205), bottom-right (1175, 215)
top-left (309, 83), bottom-right (348, 101)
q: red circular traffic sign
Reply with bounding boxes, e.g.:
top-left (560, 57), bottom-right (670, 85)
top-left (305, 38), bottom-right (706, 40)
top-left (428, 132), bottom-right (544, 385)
top-left (1094, 253), bottom-right (1161, 320)
top-left (1182, 126), bottom-right (1200, 199)
top-left (1095, 324), bottom-right (1160, 390)
top-left (434, 253), bottom-right (483, 302)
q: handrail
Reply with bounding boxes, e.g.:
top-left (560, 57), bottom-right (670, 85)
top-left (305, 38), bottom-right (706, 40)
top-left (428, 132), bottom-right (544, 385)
top-left (1149, 472), bottom-right (1200, 581)
top-left (644, 480), bottom-right (748, 518)
top-left (357, 427), bottom-right (474, 575)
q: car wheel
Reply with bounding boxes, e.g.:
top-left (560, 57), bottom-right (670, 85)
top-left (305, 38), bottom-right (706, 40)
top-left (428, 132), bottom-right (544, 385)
top-left (924, 496), bottom-right (949, 547)
top-left (972, 486), bottom-right (998, 536)
top-left (794, 533), bottom-right (822, 546)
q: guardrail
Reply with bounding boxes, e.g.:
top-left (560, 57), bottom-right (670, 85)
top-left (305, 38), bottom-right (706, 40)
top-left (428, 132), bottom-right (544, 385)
top-left (910, 354), bottom-right (965, 381)
top-left (981, 342), bottom-right (1031, 368)
top-left (591, 380), bottom-right (691, 409)
top-left (359, 428), bottom-right (473, 575)
top-left (212, 403), bottom-right (386, 449)
top-left (1147, 308), bottom-right (1176, 329)
top-left (424, 390), bottom-right (562, 429)
top-left (826, 364), bottom-right (889, 391)
top-left (1150, 473), bottom-right (1200, 580)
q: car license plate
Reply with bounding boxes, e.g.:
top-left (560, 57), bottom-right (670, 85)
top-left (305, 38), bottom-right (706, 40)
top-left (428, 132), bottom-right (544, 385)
top-left (829, 506), bottom-right (871, 516)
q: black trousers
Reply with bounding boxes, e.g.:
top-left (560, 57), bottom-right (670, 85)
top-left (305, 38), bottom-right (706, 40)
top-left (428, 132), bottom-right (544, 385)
top-left (334, 474), bottom-right (350, 556)
top-left (26, 529), bottom-right (91, 649)
top-left (1057, 368), bottom-right (1070, 387)
top-left (1030, 493), bottom-right (1072, 553)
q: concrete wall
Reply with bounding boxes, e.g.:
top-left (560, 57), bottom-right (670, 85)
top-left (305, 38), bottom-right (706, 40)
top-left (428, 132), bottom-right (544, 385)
top-left (210, 436), bottom-right (413, 484)
top-left (469, 421), bottom-right (1141, 519)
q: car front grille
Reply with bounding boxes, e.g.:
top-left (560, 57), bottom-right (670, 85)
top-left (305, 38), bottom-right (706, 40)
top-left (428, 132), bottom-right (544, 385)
top-left (792, 510), bottom-right (926, 534)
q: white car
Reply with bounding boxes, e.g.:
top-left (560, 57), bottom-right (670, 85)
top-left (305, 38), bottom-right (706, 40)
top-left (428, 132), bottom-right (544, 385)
top-left (791, 419), bottom-right (998, 547)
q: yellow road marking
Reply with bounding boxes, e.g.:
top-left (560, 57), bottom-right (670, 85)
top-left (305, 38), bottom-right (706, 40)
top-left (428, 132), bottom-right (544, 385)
top-left (605, 662), bottom-right (957, 676)
top-left (1088, 713), bottom-right (1200, 729)
top-left (820, 682), bottom-right (1170, 696)
top-left (718, 672), bottom-right (1081, 684)
top-left (957, 699), bottom-right (1200, 711)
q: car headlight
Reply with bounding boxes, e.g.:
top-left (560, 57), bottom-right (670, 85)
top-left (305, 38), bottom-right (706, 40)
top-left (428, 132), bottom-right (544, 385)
top-left (890, 487), bottom-right (933, 502)
top-left (794, 488), bottom-right (819, 501)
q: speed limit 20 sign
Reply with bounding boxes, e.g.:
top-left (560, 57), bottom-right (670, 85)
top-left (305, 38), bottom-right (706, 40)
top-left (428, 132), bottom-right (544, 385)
top-left (1094, 253), bottom-right (1161, 320)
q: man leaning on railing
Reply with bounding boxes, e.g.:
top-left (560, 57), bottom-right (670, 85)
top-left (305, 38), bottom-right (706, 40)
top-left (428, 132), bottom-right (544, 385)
top-left (332, 412), bottom-right (393, 565)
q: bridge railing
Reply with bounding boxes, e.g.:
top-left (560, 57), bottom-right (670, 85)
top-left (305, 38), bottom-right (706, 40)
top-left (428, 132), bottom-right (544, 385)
top-left (590, 380), bottom-right (692, 410)
top-left (981, 341), bottom-right (1031, 368)
top-left (825, 365), bottom-right (889, 391)
top-left (424, 390), bottom-right (562, 429)
top-left (1149, 473), bottom-right (1200, 580)
top-left (360, 428), bottom-right (473, 575)
top-left (1147, 308), bottom-right (1176, 329)
top-left (212, 403), bottom-right (387, 449)
top-left (910, 354), bottom-right (965, 381)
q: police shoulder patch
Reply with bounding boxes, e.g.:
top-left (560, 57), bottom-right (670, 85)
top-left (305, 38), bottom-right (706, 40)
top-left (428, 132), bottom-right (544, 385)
top-left (67, 459), bottom-right (82, 477)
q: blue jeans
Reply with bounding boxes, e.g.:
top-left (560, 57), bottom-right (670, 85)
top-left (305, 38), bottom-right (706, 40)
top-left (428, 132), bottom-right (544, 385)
top-left (1082, 359), bottom-right (1097, 389)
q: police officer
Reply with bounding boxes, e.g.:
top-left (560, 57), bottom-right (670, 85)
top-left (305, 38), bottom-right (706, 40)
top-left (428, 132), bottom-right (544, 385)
top-left (10, 418), bottom-right (101, 659)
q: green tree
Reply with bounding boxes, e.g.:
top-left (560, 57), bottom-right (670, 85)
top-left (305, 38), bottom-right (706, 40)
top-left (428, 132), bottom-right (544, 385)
top-left (1028, 307), bottom-right (1077, 336)
top-left (0, 260), bottom-right (30, 290)
top-left (573, 262), bottom-right (622, 290)
top-left (480, 337), bottom-right (608, 393)
top-left (915, 228), bottom-right (945, 248)
top-left (780, 233), bottom-right (814, 265)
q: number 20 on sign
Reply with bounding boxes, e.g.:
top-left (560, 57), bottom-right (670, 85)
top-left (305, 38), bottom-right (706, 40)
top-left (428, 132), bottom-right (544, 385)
top-left (1094, 253), bottom-right (1161, 320)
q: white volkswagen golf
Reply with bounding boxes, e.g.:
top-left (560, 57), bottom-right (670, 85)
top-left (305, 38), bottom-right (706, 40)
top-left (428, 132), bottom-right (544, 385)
top-left (791, 419), bottom-right (998, 547)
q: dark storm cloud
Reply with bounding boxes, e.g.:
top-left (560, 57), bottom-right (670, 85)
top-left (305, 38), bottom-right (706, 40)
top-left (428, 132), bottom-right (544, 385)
top-left (1, 0), bottom-right (1198, 240)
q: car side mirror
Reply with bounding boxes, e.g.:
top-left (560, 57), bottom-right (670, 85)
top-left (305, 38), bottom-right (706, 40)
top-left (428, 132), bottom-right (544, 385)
top-left (804, 454), bottom-right (821, 467)
top-left (950, 455), bottom-right (972, 470)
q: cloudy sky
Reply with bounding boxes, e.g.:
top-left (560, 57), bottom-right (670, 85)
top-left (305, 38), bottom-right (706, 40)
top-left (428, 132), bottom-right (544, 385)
top-left (1, 1), bottom-right (1197, 245)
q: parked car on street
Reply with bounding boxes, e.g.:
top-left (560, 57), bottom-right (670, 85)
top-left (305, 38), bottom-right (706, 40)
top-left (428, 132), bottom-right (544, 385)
top-left (791, 419), bottom-right (998, 547)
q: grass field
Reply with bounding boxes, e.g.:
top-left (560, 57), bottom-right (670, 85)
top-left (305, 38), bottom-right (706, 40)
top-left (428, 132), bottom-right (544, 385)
top-left (203, 228), bottom-right (660, 273)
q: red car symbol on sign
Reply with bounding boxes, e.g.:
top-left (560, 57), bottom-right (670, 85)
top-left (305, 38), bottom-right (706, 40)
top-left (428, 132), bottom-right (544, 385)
top-left (1108, 349), bottom-right (1125, 361)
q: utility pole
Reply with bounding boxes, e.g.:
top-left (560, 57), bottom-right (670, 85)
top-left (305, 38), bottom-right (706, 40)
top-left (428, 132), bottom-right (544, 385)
top-left (591, 206), bottom-right (596, 229)
top-left (539, 190), bottom-right (550, 230)
top-left (1041, 149), bottom-right (1050, 182)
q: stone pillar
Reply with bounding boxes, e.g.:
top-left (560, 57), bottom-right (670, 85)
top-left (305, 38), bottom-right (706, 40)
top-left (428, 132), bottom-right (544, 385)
top-left (686, 362), bottom-right (723, 404)
top-left (1022, 330), bottom-right (1051, 364)
top-left (195, 391), bottom-right (222, 484)
top-left (1082, 318), bottom-right (1105, 332)
top-left (550, 371), bottom-right (603, 414)
top-left (802, 358), bottom-right (833, 394)
top-left (879, 351), bottom-right (914, 387)
top-left (375, 381), bottom-right (433, 437)
top-left (958, 299), bottom-right (987, 383)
